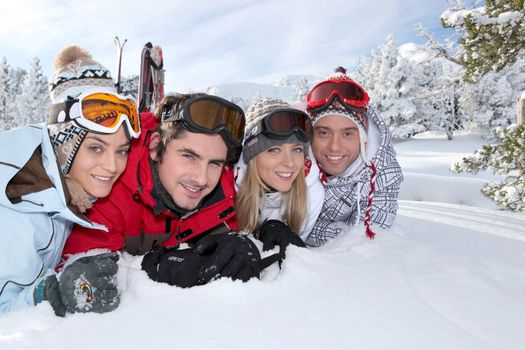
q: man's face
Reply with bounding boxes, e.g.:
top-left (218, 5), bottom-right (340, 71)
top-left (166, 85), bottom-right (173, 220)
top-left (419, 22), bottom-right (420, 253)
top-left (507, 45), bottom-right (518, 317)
top-left (151, 131), bottom-right (228, 211)
top-left (311, 115), bottom-right (361, 176)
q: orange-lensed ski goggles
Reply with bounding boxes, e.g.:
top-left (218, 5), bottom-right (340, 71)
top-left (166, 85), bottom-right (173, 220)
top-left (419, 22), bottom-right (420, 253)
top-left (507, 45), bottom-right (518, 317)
top-left (49, 89), bottom-right (141, 139)
top-left (160, 95), bottom-right (245, 149)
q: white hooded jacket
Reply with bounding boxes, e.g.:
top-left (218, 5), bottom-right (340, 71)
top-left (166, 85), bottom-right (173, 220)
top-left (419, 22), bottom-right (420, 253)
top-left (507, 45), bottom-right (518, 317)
top-left (0, 123), bottom-right (106, 314)
top-left (305, 108), bottom-right (403, 247)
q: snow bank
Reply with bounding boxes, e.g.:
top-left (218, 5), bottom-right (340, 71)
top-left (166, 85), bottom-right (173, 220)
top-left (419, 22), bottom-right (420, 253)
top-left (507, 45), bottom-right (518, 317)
top-left (1, 132), bottom-right (524, 350)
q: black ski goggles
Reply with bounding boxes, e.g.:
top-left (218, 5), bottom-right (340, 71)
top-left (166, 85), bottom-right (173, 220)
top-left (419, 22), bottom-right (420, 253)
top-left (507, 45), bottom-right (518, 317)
top-left (161, 95), bottom-right (245, 149)
top-left (244, 108), bottom-right (313, 145)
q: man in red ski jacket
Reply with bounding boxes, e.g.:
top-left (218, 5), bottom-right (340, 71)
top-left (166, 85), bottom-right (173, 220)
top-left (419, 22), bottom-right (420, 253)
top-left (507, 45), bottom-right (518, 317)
top-left (64, 93), bottom-right (261, 287)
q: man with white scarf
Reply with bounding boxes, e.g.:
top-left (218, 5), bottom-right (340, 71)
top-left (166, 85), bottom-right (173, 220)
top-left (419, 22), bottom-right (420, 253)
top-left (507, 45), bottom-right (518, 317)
top-left (304, 67), bottom-right (403, 246)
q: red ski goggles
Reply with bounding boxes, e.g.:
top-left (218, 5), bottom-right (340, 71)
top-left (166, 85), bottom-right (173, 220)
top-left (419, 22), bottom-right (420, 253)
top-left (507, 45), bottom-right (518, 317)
top-left (306, 79), bottom-right (370, 110)
top-left (244, 109), bottom-right (313, 144)
top-left (49, 89), bottom-right (140, 138)
top-left (161, 95), bottom-right (245, 149)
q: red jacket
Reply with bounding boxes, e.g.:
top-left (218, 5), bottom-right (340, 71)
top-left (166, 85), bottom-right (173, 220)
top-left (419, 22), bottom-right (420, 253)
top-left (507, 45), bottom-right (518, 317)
top-left (63, 113), bottom-right (238, 257)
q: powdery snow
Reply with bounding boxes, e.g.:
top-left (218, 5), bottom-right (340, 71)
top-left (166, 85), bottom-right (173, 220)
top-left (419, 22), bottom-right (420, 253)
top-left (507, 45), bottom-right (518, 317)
top-left (0, 132), bottom-right (524, 350)
top-left (398, 43), bottom-right (434, 64)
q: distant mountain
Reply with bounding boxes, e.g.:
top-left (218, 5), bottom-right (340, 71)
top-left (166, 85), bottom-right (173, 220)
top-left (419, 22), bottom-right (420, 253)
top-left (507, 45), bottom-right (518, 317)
top-left (207, 73), bottom-right (323, 109)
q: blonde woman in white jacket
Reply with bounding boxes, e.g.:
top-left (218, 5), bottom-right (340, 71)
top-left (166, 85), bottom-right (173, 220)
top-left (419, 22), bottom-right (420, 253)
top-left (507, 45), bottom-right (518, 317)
top-left (234, 98), bottom-right (324, 259)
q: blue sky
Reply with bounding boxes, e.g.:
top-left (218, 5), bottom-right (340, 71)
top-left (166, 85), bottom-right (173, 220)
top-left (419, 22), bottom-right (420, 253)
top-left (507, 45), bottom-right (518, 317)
top-left (0, 0), bottom-right (453, 92)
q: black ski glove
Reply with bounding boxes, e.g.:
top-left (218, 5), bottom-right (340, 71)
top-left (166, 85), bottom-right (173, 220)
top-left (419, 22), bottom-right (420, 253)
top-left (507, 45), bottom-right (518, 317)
top-left (194, 231), bottom-right (261, 284)
top-left (141, 247), bottom-right (209, 288)
top-left (256, 220), bottom-right (306, 258)
top-left (34, 252), bottom-right (120, 317)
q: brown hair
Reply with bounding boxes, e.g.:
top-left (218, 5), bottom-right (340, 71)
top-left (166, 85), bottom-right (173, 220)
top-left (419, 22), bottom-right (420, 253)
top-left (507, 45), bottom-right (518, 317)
top-left (150, 93), bottom-right (203, 161)
top-left (151, 93), bottom-right (239, 162)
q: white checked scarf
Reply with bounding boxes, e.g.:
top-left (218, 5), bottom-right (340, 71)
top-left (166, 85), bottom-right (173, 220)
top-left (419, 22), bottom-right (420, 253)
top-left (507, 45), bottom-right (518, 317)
top-left (305, 108), bottom-right (403, 247)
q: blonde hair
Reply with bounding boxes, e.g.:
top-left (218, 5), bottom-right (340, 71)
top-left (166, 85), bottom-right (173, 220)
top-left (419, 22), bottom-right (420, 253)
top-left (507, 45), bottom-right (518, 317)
top-left (236, 159), bottom-right (307, 234)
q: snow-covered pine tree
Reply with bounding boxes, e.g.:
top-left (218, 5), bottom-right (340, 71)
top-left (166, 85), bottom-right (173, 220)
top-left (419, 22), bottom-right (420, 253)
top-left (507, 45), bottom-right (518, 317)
top-left (418, 58), bottom-right (463, 140)
top-left (0, 57), bottom-right (10, 131)
top-left (293, 76), bottom-right (309, 103)
top-left (0, 57), bottom-right (22, 131)
top-left (355, 47), bottom-right (380, 93)
top-left (9, 67), bottom-right (25, 98)
top-left (385, 43), bottom-right (423, 139)
top-left (441, 2), bottom-right (525, 209)
top-left (18, 57), bottom-right (50, 125)
top-left (451, 122), bottom-right (525, 211)
top-left (441, 0), bottom-right (525, 82)
top-left (458, 58), bottom-right (519, 136)
top-left (356, 35), bottom-right (417, 138)
top-left (120, 74), bottom-right (139, 99)
top-left (355, 36), bottom-right (462, 139)
top-left (374, 35), bottom-right (398, 112)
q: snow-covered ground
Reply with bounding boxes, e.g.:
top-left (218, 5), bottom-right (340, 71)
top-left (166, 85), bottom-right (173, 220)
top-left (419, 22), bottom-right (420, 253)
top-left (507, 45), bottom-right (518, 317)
top-left (1, 132), bottom-right (524, 350)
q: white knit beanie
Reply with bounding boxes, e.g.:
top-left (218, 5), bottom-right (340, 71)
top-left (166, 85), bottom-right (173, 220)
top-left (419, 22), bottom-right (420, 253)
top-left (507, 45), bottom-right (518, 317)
top-left (307, 67), bottom-right (370, 165)
top-left (307, 68), bottom-right (378, 239)
top-left (47, 45), bottom-right (117, 174)
top-left (243, 97), bottom-right (309, 163)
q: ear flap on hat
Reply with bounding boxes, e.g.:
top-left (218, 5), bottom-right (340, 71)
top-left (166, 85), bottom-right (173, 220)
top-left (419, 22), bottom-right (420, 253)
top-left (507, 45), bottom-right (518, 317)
top-left (48, 121), bottom-right (88, 174)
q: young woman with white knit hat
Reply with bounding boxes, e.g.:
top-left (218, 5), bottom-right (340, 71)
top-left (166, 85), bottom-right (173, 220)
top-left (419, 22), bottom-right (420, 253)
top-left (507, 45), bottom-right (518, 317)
top-left (0, 45), bottom-right (140, 316)
top-left (235, 97), bottom-right (324, 259)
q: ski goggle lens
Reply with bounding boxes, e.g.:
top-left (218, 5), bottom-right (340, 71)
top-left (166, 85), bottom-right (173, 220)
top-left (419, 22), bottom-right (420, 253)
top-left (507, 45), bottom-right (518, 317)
top-left (162, 95), bottom-right (246, 147)
top-left (49, 91), bottom-right (140, 138)
top-left (187, 98), bottom-right (245, 145)
top-left (245, 109), bottom-right (313, 144)
top-left (307, 80), bottom-right (370, 109)
top-left (80, 93), bottom-right (140, 135)
top-left (267, 110), bottom-right (312, 140)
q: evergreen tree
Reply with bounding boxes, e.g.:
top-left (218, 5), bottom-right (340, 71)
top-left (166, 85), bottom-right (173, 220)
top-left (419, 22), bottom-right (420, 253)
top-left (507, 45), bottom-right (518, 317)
top-left (355, 37), bottom-right (462, 139)
top-left (0, 57), bottom-right (19, 131)
top-left (383, 49), bottom-right (422, 139)
top-left (0, 57), bottom-right (10, 131)
top-left (7, 67), bottom-right (27, 129)
top-left (457, 54), bottom-right (525, 135)
top-left (18, 57), bottom-right (49, 125)
top-left (451, 123), bottom-right (525, 211)
top-left (120, 74), bottom-right (139, 98)
top-left (356, 36), bottom-right (409, 134)
top-left (421, 61), bottom-right (463, 139)
top-left (293, 76), bottom-right (309, 103)
top-left (9, 68), bottom-right (26, 97)
top-left (442, 0), bottom-right (525, 82)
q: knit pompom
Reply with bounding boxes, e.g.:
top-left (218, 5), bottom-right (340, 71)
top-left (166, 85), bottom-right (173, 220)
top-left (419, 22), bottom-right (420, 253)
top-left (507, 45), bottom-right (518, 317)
top-left (53, 45), bottom-right (94, 71)
top-left (335, 66), bottom-right (347, 74)
top-left (48, 44), bottom-right (115, 103)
